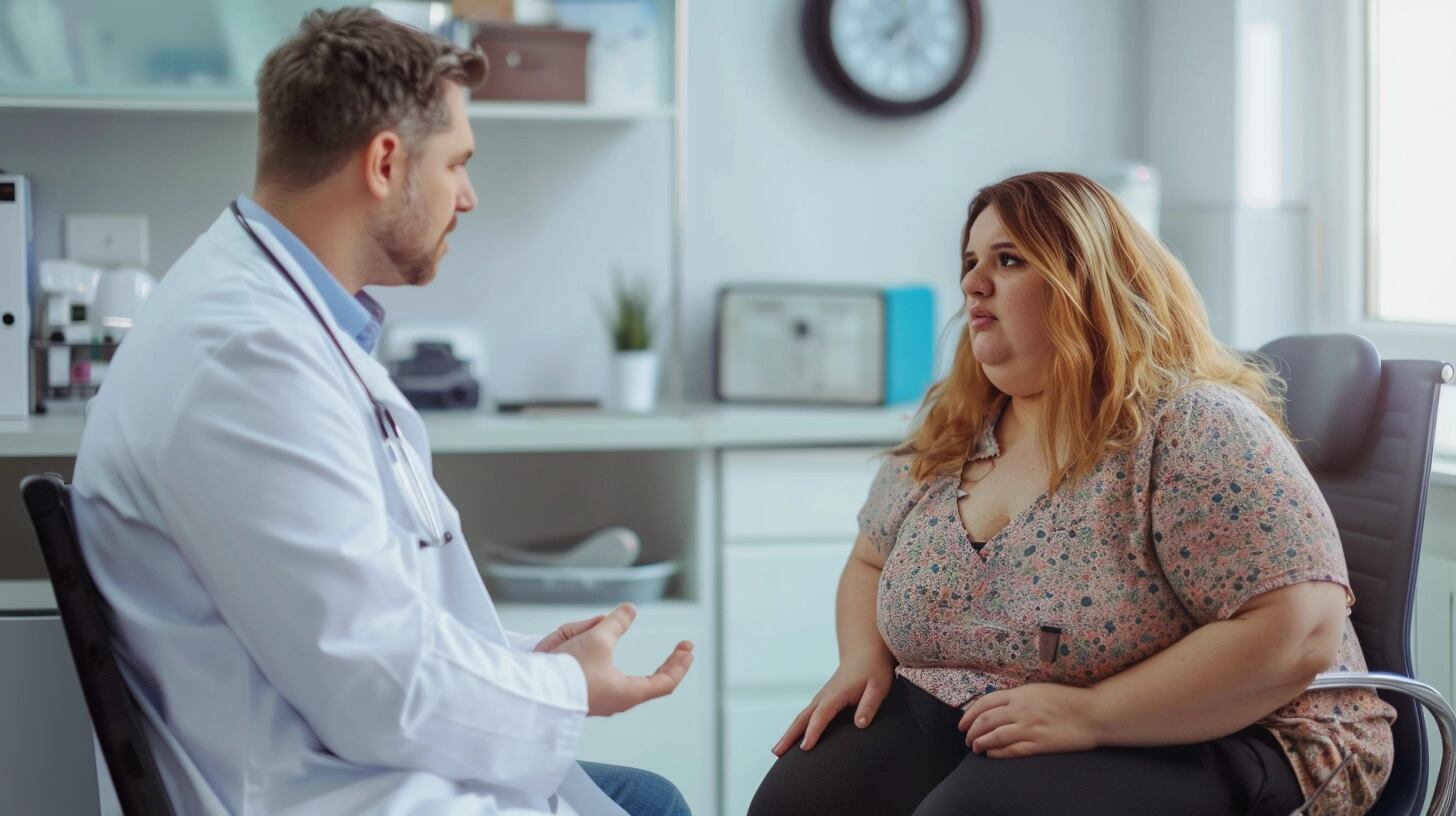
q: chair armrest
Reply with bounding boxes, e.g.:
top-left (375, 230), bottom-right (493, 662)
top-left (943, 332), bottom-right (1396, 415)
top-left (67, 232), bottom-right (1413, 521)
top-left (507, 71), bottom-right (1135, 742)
top-left (1306, 671), bottom-right (1456, 816)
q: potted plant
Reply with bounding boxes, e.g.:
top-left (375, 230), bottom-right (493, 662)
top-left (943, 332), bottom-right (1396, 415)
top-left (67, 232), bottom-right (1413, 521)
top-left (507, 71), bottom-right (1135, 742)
top-left (601, 271), bottom-right (660, 412)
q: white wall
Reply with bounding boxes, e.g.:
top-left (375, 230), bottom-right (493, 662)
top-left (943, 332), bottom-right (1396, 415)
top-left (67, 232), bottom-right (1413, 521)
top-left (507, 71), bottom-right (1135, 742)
top-left (1144, 0), bottom-right (1317, 351)
top-left (680, 0), bottom-right (1147, 399)
top-left (0, 111), bottom-right (673, 403)
top-left (2, 0), bottom-right (1149, 404)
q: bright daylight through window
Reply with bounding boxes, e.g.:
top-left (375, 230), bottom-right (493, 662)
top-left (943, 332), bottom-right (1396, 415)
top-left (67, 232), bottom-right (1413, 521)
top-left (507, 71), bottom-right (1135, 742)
top-left (1367, 0), bottom-right (1456, 326)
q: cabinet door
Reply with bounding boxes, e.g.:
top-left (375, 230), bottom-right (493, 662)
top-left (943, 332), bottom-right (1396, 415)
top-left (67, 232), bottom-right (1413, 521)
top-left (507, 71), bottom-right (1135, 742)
top-left (723, 695), bottom-right (811, 816)
top-left (1414, 555), bottom-right (1455, 811)
top-left (0, 616), bottom-right (102, 815)
top-left (1414, 555), bottom-right (1454, 696)
top-left (499, 604), bottom-right (715, 814)
top-left (723, 543), bottom-right (849, 689)
top-left (720, 448), bottom-right (882, 541)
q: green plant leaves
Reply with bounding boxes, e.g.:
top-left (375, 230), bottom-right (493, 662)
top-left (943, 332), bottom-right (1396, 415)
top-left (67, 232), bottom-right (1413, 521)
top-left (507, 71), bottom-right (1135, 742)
top-left (600, 270), bottom-right (656, 351)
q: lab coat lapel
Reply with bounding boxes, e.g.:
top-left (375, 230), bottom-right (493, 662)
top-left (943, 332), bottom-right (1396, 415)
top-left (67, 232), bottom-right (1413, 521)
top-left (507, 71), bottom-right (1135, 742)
top-left (224, 210), bottom-right (417, 428)
top-left (224, 209), bottom-right (449, 533)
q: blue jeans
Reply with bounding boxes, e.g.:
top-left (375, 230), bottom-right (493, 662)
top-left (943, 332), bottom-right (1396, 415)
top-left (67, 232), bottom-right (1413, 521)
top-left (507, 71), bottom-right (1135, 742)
top-left (579, 761), bottom-right (692, 816)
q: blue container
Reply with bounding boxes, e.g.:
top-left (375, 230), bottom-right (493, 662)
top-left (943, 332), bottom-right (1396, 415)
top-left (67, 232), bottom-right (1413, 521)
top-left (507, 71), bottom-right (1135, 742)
top-left (882, 285), bottom-right (936, 405)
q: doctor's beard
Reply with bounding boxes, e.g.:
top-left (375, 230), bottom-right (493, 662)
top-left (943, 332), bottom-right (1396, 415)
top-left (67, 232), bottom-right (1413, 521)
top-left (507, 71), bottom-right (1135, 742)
top-left (369, 167), bottom-right (439, 286)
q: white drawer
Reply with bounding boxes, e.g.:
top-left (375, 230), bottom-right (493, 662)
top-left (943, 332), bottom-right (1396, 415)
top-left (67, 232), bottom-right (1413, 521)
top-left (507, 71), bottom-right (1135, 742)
top-left (723, 694), bottom-right (815, 816)
top-left (724, 543), bottom-right (848, 688)
top-left (720, 448), bottom-right (883, 541)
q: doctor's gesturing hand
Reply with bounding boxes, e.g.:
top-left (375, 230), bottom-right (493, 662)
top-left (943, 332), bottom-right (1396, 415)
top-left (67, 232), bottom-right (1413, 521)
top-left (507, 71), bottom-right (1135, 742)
top-left (538, 603), bottom-right (695, 717)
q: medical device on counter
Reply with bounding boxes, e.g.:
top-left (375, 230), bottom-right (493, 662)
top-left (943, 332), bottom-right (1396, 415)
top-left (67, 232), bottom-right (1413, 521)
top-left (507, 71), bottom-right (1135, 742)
top-left (30, 260), bottom-right (156, 412)
top-left (382, 322), bottom-right (485, 410)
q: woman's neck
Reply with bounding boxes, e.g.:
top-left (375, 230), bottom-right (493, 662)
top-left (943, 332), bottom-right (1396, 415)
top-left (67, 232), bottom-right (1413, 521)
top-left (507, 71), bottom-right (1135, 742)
top-left (1005, 392), bottom-right (1044, 442)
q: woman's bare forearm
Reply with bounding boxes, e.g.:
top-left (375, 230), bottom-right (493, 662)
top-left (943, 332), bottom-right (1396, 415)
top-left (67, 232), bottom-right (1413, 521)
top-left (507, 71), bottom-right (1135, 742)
top-left (1089, 581), bottom-right (1346, 746)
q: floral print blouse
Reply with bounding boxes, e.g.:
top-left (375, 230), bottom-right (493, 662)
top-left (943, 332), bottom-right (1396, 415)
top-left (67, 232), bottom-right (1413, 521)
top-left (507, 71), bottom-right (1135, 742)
top-left (859, 383), bottom-right (1394, 816)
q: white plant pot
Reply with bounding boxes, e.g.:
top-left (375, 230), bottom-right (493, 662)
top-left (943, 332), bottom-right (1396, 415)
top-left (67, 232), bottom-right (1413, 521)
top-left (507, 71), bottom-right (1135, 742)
top-left (611, 350), bottom-right (660, 413)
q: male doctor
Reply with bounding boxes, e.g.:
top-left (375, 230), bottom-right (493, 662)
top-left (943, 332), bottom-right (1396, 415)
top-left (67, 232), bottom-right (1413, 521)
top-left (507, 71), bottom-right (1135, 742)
top-left (70, 8), bottom-right (693, 815)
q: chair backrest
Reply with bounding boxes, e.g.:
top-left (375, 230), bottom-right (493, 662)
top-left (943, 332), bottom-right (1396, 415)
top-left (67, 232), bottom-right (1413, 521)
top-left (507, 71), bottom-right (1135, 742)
top-left (1259, 334), bottom-right (1453, 815)
top-left (19, 474), bottom-right (176, 816)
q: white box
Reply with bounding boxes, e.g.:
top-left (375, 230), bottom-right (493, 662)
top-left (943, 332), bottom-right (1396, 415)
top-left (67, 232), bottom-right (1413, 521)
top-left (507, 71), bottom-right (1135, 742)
top-left (65, 214), bottom-right (149, 267)
top-left (0, 175), bottom-right (32, 418)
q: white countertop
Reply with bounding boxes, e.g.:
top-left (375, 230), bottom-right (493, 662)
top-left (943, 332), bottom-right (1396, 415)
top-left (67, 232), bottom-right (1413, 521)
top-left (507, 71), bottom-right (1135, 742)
top-left (0, 580), bottom-right (57, 613)
top-left (0, 403), bottom-right (917, 457)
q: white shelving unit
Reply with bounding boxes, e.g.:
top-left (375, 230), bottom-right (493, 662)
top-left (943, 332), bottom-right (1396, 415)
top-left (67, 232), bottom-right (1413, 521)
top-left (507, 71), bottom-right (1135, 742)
top-left (0, 404), bottom-right (913, 457)
top-left (0, 93), bottom-right (675, 121)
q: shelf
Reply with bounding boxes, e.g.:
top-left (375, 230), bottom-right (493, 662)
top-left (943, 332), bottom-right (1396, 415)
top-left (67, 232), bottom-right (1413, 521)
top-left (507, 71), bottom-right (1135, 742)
top-left (697, 404), bottom-right (918, 448)
top-left (0, 579), bottom-right (706, 619)
top-left (0, 93), bottom-right (257, 113)
top-left (0, 413), bottom-right (91, 457)
top-left (465, 102), bottom-right (674, 122)
top-left (425, 409), bottom-right (701, 453)
top-left (0, 92), bottom-right (674, 121)
top-left (0, 581), bottom-right (59, 615)
top-left (0, 404), bottom-right (913, 458)
top-left (495, 598), bottom-right (707, 629)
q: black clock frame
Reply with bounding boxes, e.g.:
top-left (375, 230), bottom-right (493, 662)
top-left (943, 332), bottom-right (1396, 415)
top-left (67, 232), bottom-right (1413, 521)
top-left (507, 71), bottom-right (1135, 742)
top-left (801, 0), bottom-right (983, 117)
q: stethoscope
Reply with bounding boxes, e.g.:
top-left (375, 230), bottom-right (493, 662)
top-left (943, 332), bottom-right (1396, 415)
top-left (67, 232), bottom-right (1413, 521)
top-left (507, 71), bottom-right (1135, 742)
top-left (229, 201), bottom-right (452, 549)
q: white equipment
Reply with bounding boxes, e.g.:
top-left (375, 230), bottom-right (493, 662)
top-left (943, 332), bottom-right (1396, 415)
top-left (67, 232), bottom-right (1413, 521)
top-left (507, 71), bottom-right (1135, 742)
top-left (0, 174), bottom-right (34, 418)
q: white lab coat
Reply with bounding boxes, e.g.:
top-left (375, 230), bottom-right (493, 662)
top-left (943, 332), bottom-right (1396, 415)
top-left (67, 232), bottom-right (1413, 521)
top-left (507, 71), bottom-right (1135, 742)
top-left (71, 208), bottom-right (628, 816)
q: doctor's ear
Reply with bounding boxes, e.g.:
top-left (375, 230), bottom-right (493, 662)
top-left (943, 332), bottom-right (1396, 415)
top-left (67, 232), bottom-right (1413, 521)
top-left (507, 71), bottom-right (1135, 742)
top-left (362, 129), bottom-right (405, 202)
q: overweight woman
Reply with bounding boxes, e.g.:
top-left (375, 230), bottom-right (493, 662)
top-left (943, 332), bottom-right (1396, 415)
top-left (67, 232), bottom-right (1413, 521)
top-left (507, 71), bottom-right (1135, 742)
top-left (748, 172), bottom-right (1393, 816)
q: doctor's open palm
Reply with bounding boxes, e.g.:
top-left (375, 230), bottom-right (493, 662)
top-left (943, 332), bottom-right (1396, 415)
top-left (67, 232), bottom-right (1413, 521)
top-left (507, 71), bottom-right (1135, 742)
top-left (543, 603), bottom-right (695, 717)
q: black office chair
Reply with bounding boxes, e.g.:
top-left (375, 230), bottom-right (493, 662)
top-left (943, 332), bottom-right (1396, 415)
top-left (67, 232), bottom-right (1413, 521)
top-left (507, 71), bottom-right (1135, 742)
top-left (1258, 334), bottom-right (1456, 815)
top-left (19, 474), bottom-right (177, 816)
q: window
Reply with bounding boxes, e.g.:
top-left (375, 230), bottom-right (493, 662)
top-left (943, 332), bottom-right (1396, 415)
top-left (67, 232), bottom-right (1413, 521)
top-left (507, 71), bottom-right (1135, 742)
top-left (1366, 0), bottom-right (1456, 327)
top-left (1345, 0), bottom-right (1450, 460)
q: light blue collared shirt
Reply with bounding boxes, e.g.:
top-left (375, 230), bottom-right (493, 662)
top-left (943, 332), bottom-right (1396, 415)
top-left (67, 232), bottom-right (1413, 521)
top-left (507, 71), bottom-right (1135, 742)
top-left (235, 194), bottom-right (384, 354)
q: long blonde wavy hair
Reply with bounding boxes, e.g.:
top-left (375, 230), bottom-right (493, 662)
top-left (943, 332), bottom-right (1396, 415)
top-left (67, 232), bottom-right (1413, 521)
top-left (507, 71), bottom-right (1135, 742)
top-left (902, 171), bottom-right (1286, 490)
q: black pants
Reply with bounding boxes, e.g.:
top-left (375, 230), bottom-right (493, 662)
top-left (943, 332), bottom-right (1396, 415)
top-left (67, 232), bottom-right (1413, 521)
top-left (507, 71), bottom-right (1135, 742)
top-left (748, 677), bottom-right (1304, 816)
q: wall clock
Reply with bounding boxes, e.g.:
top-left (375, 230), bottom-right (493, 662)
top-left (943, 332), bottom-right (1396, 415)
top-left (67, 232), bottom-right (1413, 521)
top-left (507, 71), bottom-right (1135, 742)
top-left (802, 0), bottom-right (983, 117)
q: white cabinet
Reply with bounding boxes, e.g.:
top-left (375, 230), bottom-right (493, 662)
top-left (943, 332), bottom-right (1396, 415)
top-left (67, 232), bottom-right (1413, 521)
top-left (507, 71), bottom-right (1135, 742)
top-left (1413, 553), bottom-right (1456, 809)
top-left (722, 695), bottom-right (806, 816)
top-left (723, 544), bottom-right (846, 688)
top-left (718, 447), bottom-right (885, 816)
top-left (720, 448), bottom-right (880, 541)
top-left (1414, 555), bottom-right (1455, 699)
top-left (497, 602), bottom-right (715, 814)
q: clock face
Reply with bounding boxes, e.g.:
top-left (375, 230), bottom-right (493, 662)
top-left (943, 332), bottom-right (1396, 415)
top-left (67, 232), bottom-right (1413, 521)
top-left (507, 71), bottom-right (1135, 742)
top-left (804, 0), bottom-right (982, 116)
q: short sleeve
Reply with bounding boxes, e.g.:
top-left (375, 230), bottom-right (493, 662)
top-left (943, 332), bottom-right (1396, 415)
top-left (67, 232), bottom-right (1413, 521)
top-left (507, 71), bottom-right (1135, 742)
top-left (1149, 385), bottom-right (1349, 625)
top-left (857, 452), bottom-right (931, 556)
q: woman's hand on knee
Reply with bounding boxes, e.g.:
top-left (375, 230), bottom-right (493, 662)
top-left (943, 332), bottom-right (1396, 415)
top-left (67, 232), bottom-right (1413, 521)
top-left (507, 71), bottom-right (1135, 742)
top-left (958, 683), bottom-right (1101, 758)
top-left (772, 655), bottom-right (894, 756)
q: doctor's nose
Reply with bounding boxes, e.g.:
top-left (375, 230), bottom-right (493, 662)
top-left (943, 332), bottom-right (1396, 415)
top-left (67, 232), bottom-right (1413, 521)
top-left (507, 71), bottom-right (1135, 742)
top-left (457, 174), bottom-right (477, 214)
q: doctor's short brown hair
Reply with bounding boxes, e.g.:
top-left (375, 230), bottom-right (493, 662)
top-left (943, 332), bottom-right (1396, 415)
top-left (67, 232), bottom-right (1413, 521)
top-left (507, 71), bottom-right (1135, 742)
top-left (254, 7), bottom-right (487, 190)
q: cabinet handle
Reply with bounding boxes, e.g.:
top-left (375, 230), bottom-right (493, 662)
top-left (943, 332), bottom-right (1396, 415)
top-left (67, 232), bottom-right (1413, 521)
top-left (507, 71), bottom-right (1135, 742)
top-left (506, 50), bottom-right (523, 69)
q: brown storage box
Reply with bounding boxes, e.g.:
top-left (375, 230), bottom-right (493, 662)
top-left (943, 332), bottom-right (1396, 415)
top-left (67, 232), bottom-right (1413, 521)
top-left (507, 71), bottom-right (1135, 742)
top-left (471, 24), bottom-right (591, 103)
top-left (452, 0), bottom-right (514, 22)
